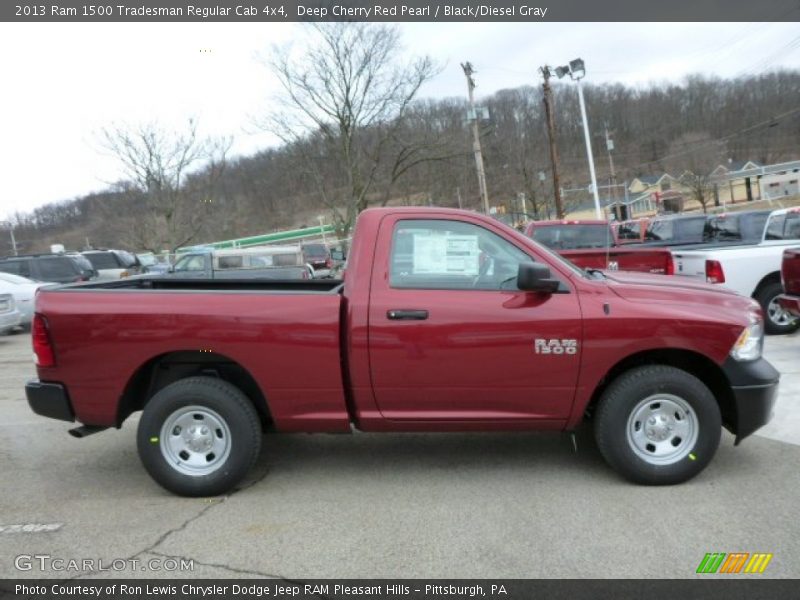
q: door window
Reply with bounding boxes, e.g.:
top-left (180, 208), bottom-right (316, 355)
top-left (174, 254), bottom-right (206, 272)
top-left (389, 219), bottom-right (534, 291)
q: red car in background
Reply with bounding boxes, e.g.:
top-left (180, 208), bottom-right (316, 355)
top-left (301, 243), bottom-right (333, 278)
top-left (525, 219), bottom-right (673, 274)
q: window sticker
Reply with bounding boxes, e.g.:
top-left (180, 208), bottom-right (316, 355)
top-left (412, 233), bottom-right (479, 276)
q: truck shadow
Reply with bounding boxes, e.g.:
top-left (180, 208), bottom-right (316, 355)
top-left (246, 426), bottom-right (614, 486)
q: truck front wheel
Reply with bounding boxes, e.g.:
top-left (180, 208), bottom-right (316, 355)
top-left (137, 376), bottom-right (262, 497)
top-left (594, 366), bottom-right (721, 485)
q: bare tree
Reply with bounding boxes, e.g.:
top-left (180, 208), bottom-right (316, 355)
top-left (100, 120), bottom-right (231, 251)
top-left (262, 23), bottom-right (439, 242)
top-left (666, 132), bottom-right (726, 213)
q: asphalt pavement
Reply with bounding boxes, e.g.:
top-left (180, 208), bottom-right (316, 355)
top-left (0, 330), bottom-right (798, 579)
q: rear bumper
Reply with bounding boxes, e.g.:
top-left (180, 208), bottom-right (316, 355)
top-left (26, 380), bottom-right (75, 422)
top-left (778, 294), bottom-right (800, 317)
top-left (721, 358), bottom-right (780, 444)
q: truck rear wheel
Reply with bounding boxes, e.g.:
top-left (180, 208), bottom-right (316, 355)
top-left (137, 376), bottom-right (262, 497)
top-left (594, 365), bottom-right (721, 485)
top-left (756, 281), bottom-right (800, 335)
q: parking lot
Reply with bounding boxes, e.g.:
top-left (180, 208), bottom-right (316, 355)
top-left (0, 330), bottom-right (798, 579)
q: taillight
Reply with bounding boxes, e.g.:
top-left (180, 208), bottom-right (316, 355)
top-left (32, 314), bottom-right (56, 367)
top-left (120, 270), bottom-right (130, 278)
top-left (326, 257), bottom-right (332, 268)
top-left (705, 260), bottom-right (725, 284)
top-left (74, 276), bottom-right (86, 282)
top-left (665, 254), bottom-right (675, 276)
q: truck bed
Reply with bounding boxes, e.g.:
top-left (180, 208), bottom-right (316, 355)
top-left (34, 280), bottom-right (350, 430)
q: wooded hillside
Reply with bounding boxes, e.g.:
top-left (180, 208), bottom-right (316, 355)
top-left (7, 68), bottom-right (800, 254)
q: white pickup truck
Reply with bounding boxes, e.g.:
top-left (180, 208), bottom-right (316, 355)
top-left (672, 207), bottom-right (800, 334)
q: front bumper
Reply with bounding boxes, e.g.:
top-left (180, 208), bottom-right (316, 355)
top-left (778, 293), bottom-right (800, 317)
top-left (26, 380), bottom-right (75, 422)
top-left (722, 357), bottom-right (780, 444)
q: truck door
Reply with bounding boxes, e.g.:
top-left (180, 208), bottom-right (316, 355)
top-left (367, 216), bottom-right (582, 422)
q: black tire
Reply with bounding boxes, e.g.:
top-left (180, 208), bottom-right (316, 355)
top-left (756, 281), bottom-right (800, 335)
top-left (594, 365), bottom-right (721, 485)
top-left (137, 376), bottom-right (262, 497)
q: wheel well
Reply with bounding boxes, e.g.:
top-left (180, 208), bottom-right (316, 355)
top-left (752, 271), bottom-right (781, 300)
top-left (584, 349), bottom-right (735, 430)
top-left (116, 351), bottom-right (272, 430)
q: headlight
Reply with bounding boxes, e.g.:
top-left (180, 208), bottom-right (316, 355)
top-left (730, 317), bottom-right (763, 361)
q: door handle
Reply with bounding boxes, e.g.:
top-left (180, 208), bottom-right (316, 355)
top-left (387, 309), bottom-right (429, 320)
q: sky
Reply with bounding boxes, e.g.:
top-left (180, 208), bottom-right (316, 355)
top-left (0, 21), bottom-right (798, 221)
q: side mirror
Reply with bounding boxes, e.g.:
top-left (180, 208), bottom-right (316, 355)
top-left (330, 250), bottom-right (344, 261)
top-left (516, 262), bottom-right (559, 293)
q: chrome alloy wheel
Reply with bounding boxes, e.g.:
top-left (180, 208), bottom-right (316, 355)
top-left (626, 394), bottom-right (698, 465)
top-left (767, 296), bottom-right (797, 327)
top-left (160, 406), bottom-right (232, 476)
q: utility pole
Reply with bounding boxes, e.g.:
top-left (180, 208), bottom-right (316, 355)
top-left (605, 123), bottom-right (621, 221)
top-left (540, 66), bottom-right (565, 219)
top-left (461, 62), bottom-right (490, 215)
top-left (518, 192), bottom-right (527, 217)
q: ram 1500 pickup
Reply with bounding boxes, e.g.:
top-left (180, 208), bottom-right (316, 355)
top-left (26, 208), bottom-right (779, 496)
top-left (524, 220), bottom-right (674, 274)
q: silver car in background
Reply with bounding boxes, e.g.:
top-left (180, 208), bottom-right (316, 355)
top-left (0, 293), bottom-right (22, 335)
top-left (0, 272), bottom-right (49, 328)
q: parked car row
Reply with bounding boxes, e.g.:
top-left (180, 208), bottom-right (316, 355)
top-left (520, 207), bottom-right (800, 335)
top-left (613, 210), bottom-right (775, 247)
top-left (672, 208), bottom-right (800, 334)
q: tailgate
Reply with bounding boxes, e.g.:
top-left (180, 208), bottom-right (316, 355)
top-left (671, 250), bottom-right (708, 280)
top-left (783, 248), bottom-right (800, 295)
top-left (559, 247), bottom-right (672, 273)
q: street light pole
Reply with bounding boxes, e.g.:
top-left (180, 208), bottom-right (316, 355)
top-left (554, 58), bottom-right (602, 220)
top-left (575, 77), bottom-right (601, 219)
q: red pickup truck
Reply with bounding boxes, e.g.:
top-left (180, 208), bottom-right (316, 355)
top-left (524, 220), bottom-right (674, 274)
top-left (27, 208), bottom-right (778, 496)
top-left (778, 247), bottom-right (800, 317)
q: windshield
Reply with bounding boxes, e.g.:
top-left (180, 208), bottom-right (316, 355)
top-left (703, 216), bottom-right (742, 241)
top-left (137, 254), bottom-right (157, 266)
